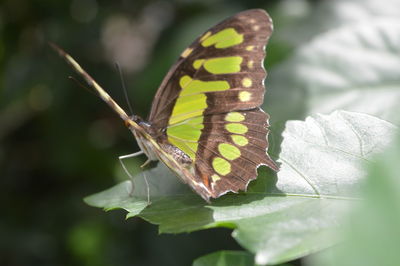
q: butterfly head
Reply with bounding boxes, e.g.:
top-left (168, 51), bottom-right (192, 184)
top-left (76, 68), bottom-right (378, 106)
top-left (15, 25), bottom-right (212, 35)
top-left (130, 114), bottom-right (147, 126)
top-left (126, 114), bottom-right (160, 137)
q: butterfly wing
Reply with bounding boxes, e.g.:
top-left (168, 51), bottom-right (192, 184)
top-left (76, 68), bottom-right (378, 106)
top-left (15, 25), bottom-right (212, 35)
top-left (149, 9), bottom-right (272, 127)
top-left (148, 9), bottom-right (277, 200)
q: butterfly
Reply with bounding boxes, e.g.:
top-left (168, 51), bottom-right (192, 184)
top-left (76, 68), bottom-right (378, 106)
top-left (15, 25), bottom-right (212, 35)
top-left (52, 9), bottom-right (278, 202)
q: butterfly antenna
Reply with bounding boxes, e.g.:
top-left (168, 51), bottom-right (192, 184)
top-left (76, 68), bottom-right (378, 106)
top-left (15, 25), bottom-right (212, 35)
top-left (115, 63), bottom-right (134, 116)
top-left (49, 42), bottom-right (142, 131)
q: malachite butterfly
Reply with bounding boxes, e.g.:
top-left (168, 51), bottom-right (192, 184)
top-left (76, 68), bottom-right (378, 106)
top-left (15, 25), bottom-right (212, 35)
top-left (52, 9), bottom-right (278, 202)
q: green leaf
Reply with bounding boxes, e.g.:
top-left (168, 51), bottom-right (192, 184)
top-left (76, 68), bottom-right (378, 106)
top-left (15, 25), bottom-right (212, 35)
top-left (301, 20), bottom-right (400, 125)
top-left (84, 181), bottom-right (148, 217)
top-left (85, 111), bottom-right (397, 265)
top-left (276, 111), bottom-right (395, 197)
top-left (193, 251), bottom-right (254, 266)
top-left (307, 133), bottom-right (400, 266)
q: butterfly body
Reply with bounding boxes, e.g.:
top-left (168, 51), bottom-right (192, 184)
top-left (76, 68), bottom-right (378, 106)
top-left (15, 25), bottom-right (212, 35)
top-left (127, 115), bottom-right (192, 164)
top-left (126, 115), bottom-right (214, 199)
top-left (53, 9), bottom-right (278, 202)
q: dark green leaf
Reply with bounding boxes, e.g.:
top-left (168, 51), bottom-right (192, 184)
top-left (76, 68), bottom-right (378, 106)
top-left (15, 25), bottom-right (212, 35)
top-left (84, 181), bottom-right (148, 217)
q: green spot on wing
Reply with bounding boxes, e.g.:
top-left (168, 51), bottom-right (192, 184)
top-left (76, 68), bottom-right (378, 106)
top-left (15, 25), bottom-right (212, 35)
top-left (179, 75), bottom-right (230, 96)
top-left (201, 56), bottom-right (243, 74)
top-left (202, 28), bottom-right (243, 48)
top-left (169, 94), bottom-right (207, 125)
top-left (167, 118), bottom-right (204, 141)
top-left (226, 123), bottom-right (248, 134)
top-left (168, 137), bottom-right (198, 160)
top-left (212, 157), bottom-right (231, 176)
top-left (193, 59), bottom-right (205, 70)
top-left (169, 75), bottom-right (230, 125)
top-left (231, 135), bottom-right (249, 146)
top-left (226, 112), bottom-right (245, 122)
top-left (218, 143), bottom-right (241, 160)
top-left (167, 117), bottom-right (204, 161)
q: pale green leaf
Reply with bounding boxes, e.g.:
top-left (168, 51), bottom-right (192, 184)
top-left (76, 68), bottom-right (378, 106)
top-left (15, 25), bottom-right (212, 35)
top-left (307, 133), bottom-right (400, 266)
top-left (275, 0), bottom-right (400, 46)
top-left (266, 19), bottom-right (400, 126)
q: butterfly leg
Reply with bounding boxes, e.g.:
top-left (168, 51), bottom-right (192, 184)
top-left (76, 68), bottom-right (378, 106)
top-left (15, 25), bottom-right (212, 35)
top-left (119, 150), bottom-right (144, 180)
top-left (142, 171), bottom-right (151, 205)
top-left (138, 159), bottom-right (152, 204)
top-left (118, 150), bottom-right (146, 197)
top-left (119, 151), bottom-right (152, 205)
top-left (140, 159), bottom-right (152, 168)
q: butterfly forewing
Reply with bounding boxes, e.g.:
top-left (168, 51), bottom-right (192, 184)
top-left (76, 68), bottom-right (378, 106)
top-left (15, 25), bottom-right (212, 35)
top-left (148, 9), bottom-right (276, 200)
top-left (148, 9), bottom-right (272, 127)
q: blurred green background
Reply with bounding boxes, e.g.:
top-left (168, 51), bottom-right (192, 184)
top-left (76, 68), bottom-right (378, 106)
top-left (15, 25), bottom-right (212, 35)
top-left (0, 0), bottom-right (332, 265)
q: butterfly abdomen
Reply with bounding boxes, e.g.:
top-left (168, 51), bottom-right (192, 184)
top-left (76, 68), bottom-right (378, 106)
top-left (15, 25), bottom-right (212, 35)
top-left (161, 143), bottom-right (193, 166)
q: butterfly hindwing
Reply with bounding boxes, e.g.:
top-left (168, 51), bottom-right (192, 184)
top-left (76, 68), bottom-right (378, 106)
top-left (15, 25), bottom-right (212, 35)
top-left (147, 9), bottom-right (276, 200)
top-left (196, 108), bottom-right (277, 197)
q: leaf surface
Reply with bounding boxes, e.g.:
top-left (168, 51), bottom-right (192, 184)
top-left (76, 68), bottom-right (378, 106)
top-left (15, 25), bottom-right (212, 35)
top-left (307, 133), bottom-right (400, 266)
top-left (266, 19), bottom-right (400, 127)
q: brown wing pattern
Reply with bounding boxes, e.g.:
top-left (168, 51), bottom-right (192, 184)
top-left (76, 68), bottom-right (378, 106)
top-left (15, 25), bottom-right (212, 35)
top-left (195, 108), bottom-right (277, 198)
top-left (148, 9), bottom-right (273, 129)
